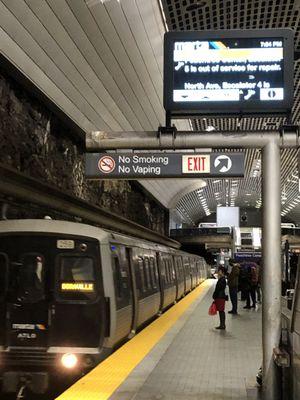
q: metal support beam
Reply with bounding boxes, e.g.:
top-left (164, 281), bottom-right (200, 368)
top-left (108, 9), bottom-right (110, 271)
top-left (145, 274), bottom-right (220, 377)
top-left (262, 140), bottom-right (282, 400)
top-left (86, 130), bottom-right (299, 150)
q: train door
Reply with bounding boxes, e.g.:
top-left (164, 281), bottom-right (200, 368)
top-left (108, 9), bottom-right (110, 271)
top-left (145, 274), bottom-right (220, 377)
top-left (183, 257), bottom-right (192, 292)
top-left (173, 255), bottom-right (179, 300)
top-left (109, 244), bottom-right (133, 342)
top-left (0, 235), bottom-right (59, 350)
top-left (52, 253), bottom-right (104, 348)
top-left (126, 247), bottom-right (137, 335)
top-left (51, 236), bottom-right (106, 349)
top-left (156, 252), bottom-right (164, 311)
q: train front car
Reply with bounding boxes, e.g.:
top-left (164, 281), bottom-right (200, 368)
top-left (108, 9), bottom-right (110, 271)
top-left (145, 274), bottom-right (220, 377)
top-left (0, 220), bottom-right (107, 395)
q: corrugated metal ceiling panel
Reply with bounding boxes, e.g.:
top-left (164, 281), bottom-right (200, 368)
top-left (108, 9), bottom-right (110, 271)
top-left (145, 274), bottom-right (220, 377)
top-left (162, 0), bottom-right (300, 225)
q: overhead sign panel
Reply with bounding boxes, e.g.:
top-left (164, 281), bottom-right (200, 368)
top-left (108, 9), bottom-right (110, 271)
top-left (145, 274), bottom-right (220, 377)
top-left (85, 153), bottom-right (244, 179)
top-left (164, 29), bottom-right (294, 116)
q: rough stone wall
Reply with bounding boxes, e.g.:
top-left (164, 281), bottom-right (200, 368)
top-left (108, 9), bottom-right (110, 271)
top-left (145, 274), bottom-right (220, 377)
top-left (0, 70), bottom-right (167, 234)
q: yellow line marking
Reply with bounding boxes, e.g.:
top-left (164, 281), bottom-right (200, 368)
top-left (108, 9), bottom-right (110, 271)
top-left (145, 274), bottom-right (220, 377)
top-left (56, 280), bottom-right (212, 400)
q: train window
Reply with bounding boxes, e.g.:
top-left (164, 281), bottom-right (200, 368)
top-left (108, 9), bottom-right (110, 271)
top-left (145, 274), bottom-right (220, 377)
top-left (176, 258), bottom-right (182, 279)
top-left (144, 258), bottom-right (151, 289)
top-left (166, 259), bottom-right (172, 283)
top-left (138, 257), bottom-right (146, 292)
top-left (149, 258), bottom-right (157, 288)
top-left (57, 256), bottom-right (96, 302)
top-left (11, 254), bottom-right (45, 303)
top-left (154, 258), bottom-right (159, 283)
top-left (163, 259), bottom-right (169, 283)
top-left (170, 259), bottom-right (175, 281)
top-left (168, 260), bottom-right (172, 283)
top-left (60, 257), bottom-right (94, 281)
top-left (179, 258), bottom-right (184, 278)
top-left (166, 259), bottom-right (170, 283)
top-left (166, 259), bottom-right (173, 283)
top-left (0, 253), bottom-right (7, 298)
top-left (112, 256), bottom-right (122, 300)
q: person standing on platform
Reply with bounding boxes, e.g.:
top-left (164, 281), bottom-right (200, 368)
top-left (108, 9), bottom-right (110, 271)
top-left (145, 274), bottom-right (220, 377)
top-left (227, 259), bottom-right (240, 315)
top-left (239, 262), bottom-right (250, 301)
top-left (213, 266), bottom-right (227, 330)
top-left (244, 263), bottom-right (258, 309)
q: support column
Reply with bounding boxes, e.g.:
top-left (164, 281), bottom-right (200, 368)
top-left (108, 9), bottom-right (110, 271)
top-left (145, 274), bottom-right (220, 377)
top-left (262, 140), bottom-right (281, 400)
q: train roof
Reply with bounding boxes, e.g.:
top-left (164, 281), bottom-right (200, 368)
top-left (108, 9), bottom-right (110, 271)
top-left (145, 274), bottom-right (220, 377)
top-left (0, 219), bottom-right (203, 260)
top-left (0, 219), bottom-right (108, 241)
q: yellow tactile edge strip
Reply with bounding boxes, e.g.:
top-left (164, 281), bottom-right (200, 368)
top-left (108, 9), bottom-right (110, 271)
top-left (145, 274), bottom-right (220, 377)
top-left (56, 280), bottom-right (212, 400)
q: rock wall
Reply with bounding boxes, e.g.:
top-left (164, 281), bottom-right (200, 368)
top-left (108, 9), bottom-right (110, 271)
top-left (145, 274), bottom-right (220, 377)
top-left (0, 70), bottom-right (167, 235)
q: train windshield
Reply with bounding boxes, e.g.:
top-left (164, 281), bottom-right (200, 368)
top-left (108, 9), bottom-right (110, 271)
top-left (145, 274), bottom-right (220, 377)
top-left (10, 254), bottom-right (45, 303)
top-left (57, 256), bottom-right (96, 301)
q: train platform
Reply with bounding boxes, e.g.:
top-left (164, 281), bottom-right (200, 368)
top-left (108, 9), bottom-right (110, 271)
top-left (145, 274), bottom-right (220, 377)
top-left (57, 279), bottom-right (262, 400)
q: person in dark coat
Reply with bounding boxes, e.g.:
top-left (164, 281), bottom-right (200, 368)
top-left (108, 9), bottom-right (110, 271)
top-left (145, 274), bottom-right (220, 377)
top-left (246, 262), bottom-right (258, 308)
top-left (239, 262), bottom-right (251, 302)
top-left (213, 266), bottom-right (227, 330)
top-left (227, 259), bottom-right (240, 315)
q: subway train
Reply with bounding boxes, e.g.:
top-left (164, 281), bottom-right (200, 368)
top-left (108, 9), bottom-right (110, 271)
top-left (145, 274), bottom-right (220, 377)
top-left (0, 219), bottom-right (209, 395)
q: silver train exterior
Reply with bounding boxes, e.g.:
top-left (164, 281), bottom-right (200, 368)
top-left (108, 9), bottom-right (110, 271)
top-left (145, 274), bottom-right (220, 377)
top-left (0, 219), bottom-right (209, 394)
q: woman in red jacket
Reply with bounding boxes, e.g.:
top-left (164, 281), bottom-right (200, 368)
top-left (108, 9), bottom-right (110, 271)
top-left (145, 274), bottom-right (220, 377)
top-left (213, 266), bottom-right (227, 330)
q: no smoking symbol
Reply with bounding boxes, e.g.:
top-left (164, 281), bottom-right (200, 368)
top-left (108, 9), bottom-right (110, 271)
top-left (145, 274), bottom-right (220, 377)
top-left (98, 156), bottom-right (116, 174)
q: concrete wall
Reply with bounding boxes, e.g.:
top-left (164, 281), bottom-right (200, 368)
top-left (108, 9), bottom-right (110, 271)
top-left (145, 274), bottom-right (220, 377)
top-left (0, 69), bottom-right (167, 234)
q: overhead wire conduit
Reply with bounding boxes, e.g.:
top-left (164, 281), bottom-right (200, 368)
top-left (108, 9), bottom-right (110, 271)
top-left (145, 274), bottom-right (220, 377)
top-left (86, 130), bottom-right (299, 150)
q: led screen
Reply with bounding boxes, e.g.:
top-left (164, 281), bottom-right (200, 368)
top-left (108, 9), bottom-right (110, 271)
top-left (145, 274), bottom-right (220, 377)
top-left (164, 30), bottom-right (294, 116)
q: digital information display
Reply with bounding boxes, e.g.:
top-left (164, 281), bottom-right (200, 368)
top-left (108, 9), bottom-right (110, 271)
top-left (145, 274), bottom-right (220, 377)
top-left (164, 30), bottom-right (294, 116)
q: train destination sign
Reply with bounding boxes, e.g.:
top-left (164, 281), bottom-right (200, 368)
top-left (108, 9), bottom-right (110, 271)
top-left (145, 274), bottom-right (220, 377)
top-left (85, 153), bottom-right (244, 179)
top-left (164, 29), bottom-right (294, 116)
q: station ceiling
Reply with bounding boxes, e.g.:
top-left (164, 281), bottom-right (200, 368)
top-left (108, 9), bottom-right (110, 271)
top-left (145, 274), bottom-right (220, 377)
top-left (0, 0), bottom-right (299, 225)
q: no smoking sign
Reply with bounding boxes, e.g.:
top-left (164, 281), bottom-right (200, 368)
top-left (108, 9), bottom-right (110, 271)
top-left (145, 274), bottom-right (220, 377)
top-left (98, 156), bottom-right (116, 173)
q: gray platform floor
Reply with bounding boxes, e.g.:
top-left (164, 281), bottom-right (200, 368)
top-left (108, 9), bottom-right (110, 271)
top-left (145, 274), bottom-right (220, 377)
top-left (110, 280), bottom-right (262, 400)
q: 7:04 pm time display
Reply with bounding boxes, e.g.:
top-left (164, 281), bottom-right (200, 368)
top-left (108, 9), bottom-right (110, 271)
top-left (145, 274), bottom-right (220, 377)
top-left (260, 40), bottom-right (283, 47)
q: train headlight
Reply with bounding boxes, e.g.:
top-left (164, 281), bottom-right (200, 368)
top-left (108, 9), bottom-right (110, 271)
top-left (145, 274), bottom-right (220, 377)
top-left (61, 353), bottom-right (78, 369)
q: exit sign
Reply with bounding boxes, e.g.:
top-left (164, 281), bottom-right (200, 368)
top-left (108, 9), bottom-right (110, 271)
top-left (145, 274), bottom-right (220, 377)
top-left (182, 155), bottom-right (210, 173)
